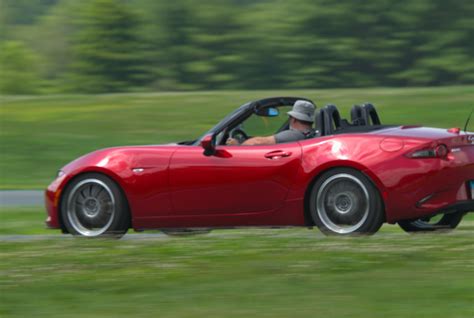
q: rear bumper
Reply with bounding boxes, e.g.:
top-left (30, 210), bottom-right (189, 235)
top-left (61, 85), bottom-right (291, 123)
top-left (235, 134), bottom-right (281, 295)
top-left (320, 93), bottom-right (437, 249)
top-left (401, 200), bottom-right (474, 222)
top-left (383, 145), bottom-right (474, 223)
top-left (437, 200), bottom-right (474, 215)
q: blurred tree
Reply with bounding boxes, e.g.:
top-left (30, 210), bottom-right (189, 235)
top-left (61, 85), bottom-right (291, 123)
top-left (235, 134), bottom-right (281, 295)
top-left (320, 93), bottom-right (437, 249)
top-left (396, 0), bottom-right (474, 86)
top-left (178, 0), bottom-right (251, 89)
top-left (0, 41), bottom-right (41, 94)
top-left (149, 0), bottom-right (198, 90)
top-left (13, 0), bottom-right (83, 93)
top-left (0, 0), bottom-right (59, 41)
top-left (0, 0), bottom-right (473, 92)
top-left (71, 0), bottom-right (147, 93)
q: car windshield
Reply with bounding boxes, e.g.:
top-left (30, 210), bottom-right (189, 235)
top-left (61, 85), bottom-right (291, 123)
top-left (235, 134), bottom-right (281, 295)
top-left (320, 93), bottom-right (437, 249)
top-left (241, 105), bottom-right (292, 137)
top-left (193, 102), bottom-right (251, 145)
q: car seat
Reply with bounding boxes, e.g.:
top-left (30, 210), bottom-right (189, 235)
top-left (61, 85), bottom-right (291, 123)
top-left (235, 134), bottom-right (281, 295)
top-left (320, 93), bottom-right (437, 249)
top-left (350, 105), bottom-right (366, 126)
top-left (350, 103), bottom-right (381, 126)
top-left (315, 105), bottom-right (343, 136)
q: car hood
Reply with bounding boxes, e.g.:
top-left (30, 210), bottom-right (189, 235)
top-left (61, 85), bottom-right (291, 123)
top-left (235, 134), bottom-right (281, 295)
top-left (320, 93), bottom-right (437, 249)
top-left (60, 144), bottom-right (181, 175)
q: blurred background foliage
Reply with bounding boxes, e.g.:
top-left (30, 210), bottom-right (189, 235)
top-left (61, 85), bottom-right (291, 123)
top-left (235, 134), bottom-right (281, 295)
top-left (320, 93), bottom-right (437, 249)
top-left (0, 0), bottom-right (473, 94)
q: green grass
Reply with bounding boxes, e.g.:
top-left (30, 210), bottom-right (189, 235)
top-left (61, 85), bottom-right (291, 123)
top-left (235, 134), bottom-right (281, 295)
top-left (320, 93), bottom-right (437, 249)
top-left (0, 214), bottom-right (473, 317)
top-left (1, 207), bottom-right (473, 236)
top-left (1, 211), bottom-right (473, 317)
top-left (1, 87), bottom-right (473, 317)
top-left (1, 86), bottom-right (474, 189)
top-left (0, 207), bottom-right (57, 235)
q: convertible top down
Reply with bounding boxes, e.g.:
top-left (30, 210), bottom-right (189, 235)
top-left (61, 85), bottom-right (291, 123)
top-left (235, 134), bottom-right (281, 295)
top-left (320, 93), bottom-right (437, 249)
top-left (45, 97), bottom-right (474, 237)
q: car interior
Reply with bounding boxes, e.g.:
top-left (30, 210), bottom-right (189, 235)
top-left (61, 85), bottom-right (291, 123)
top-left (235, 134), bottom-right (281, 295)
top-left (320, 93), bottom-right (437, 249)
top-left (273, 102), bottom-right (388, 138)
top-left (181, 101), bottom-right (391, 146)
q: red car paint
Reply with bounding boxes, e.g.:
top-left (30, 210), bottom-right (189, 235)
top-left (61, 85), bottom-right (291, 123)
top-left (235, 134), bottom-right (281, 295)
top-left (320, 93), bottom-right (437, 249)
top-left (45, 101), bottom-right (474, 232)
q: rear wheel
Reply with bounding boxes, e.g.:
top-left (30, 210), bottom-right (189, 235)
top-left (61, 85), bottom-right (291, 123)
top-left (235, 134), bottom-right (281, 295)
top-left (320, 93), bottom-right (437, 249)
top-left (61, 173), bottom-right (130, 238)
top-left (398, 212), bottom-right (465, 232)
top-left (309, 168), bottom-right (384, 235)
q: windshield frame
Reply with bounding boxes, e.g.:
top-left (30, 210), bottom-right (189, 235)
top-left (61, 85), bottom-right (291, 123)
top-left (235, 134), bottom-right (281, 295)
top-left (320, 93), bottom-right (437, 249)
top-left (193, 97), bottom-right (314, 146)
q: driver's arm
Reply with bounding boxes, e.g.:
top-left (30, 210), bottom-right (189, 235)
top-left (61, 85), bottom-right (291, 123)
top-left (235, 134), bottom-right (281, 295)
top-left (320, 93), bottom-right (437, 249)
top-left (241, 136), bottom-right (276, 146)
top-left (229, 129), bottom-right (304, 146)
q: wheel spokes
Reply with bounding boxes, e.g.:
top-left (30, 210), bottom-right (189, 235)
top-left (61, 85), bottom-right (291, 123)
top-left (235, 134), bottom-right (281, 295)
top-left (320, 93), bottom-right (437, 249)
top-left (67, 179), bottom-right (116, 237)
top-left (316, 174), bottom-right (370, 234)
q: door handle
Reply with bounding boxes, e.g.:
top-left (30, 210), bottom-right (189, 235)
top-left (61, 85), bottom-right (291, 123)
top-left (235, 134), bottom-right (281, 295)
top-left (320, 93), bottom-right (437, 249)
top-left (264, 150), bottom-right (292, 159)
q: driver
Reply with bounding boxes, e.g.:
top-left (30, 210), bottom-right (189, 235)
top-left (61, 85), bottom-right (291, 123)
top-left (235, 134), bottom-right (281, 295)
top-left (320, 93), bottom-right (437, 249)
top-left (226, 100), bottom-right (316, 146)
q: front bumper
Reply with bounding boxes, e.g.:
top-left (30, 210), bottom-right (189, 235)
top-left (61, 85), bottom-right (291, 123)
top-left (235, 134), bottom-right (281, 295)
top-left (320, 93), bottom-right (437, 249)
top-left (45, 189), bottom-right (60, 229)
top-left (44, 175), bottom-right (67, 229)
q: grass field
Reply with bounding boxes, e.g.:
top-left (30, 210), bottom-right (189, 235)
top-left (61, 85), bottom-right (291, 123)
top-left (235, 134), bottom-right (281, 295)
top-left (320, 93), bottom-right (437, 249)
top-left (0, 208), bottom-right (473, 318)
top-left (2, 207), bottom-right (474, 236)
top-left (1, 86), bottom-right (473, 317)
top-left (1, 85), bottom-right (473, 189)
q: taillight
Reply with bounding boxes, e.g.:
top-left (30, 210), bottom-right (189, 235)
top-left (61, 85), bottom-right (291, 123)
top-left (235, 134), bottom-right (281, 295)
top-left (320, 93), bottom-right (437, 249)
top-left (409, 144), bottom-right (449, 159)
top-left (434, 144), bottom-right (449, 158)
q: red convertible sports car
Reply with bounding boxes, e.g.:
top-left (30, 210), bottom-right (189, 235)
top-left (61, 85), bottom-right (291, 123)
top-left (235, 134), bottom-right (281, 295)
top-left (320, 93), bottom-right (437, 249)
top-left (45, 97), bottom-right (474, 237)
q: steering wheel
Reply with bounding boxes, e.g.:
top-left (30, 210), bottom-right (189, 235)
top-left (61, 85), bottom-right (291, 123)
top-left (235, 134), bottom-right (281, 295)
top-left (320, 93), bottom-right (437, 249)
top-left (230, 128), bottom-right (249, 144)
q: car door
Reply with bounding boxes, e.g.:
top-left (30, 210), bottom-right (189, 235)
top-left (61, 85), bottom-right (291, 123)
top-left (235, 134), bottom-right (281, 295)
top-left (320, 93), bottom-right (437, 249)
top-left (169, 143), bottom-right (302, 216)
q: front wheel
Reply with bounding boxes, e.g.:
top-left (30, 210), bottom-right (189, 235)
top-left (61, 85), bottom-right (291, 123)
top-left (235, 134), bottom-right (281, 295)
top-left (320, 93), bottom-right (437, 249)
top-left (398, 212), bottom-right (465, 232)
top-left (61, 173), bottom-right (130, 238)
top-left (309, 168), bottom-right (385, 235)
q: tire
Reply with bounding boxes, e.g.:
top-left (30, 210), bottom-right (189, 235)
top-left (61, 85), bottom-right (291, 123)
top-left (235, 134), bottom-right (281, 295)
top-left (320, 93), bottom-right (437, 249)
top-left (161, 229), bottom-right (211, 237)
top-left (309, 168), bottom-right (385, 235)
top-left (60, 173), bottom-right (130, 238)
top-left (398, 212), bottom-right (465, 233)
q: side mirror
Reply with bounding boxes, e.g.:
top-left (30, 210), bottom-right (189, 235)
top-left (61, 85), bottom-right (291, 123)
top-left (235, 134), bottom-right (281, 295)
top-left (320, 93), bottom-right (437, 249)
top-left (200, 134), bottom-right (216, 156)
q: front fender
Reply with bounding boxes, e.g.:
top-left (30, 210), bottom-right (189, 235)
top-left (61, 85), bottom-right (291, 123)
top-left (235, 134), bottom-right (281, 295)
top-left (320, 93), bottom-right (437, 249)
top-left (46, 145), bottom-right (177, 230)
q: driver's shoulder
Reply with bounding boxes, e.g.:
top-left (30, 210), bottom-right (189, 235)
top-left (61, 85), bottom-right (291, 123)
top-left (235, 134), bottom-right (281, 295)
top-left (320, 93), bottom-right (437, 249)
top-left (276, 129), bottom-right (305, 137)
top-left (274, 129), bottom-right (305, 143)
